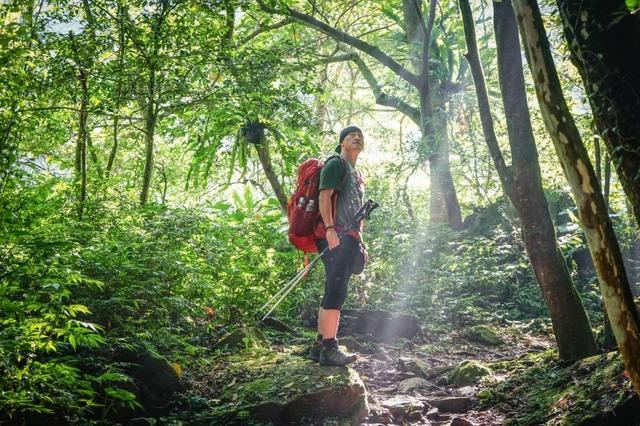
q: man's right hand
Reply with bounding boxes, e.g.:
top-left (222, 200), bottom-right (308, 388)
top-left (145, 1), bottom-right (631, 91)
top-left (327, 228), bottom-right (340, 250)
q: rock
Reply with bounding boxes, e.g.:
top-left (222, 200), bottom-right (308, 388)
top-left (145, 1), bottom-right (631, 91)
top-left (451, 417), bottom-right (473, 426)
top-left (399, 358), bottom-right (456, 380)
top-left (425, 364), bottom-right (456, 379)
top-left (467, 325), bottom-right (503, 346)
top-left (457, 386), bottom-right (476, 397)
top-left (426, 407), bottom-right (440, 419)
top-left (209, 347), bottom-right (367, 424)
top-left (450, 360), bottom-right (492, 387)
top-left (406, 410), bottom-right (424, 421)
top-left (380, 395), bottom-right (425, 417)
top-left (367, 406), bottom-right (393, 424)
top-left (426, 397), bottom-right (472, 413)
top-left (399, 357), bottom-right (430, 377)
top-left (108, 347), bottom-right (180, 420)
top-left (398, 377), bottom-right (432, 393)
top-left (214, 326), bottom-right (265, 350)
top-left (476, 389), bottom-right (493, 399)
top-left (133, 350), bottom-right (180, 399)
top-left (339, 309), bottom-right (421, 342)
top-left (367, 405), bottom-right (394, 424)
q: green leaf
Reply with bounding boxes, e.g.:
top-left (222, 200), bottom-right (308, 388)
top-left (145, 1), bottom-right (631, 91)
top-left (626, 0), bottom-right (640, 11)
top-left (105, 387), bottom-right (137, 402)
top-left (68, 334), bottom-right (77, 350)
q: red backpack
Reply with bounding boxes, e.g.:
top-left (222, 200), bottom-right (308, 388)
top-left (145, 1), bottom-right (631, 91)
top-left (287, 155), bottom-right (344, 253)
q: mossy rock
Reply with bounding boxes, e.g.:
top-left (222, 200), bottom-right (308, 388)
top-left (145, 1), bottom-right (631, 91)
top-left (214, 326), bottom-right (266, 350)
top-left (205, 347), bottom-right (367, 424)
top-left (109, 347), bottom-right (180, 420)
top-left (467, 325), bottom-right (503, 346)
top-left (450, 360), bottom-right (492, 387)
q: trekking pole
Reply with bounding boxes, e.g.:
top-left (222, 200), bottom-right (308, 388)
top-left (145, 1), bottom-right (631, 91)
top-left (258, 248), bottom-right (327, 315)
top-left (258, 199), bottom-right (379, 322)
top-left (259, 248), bottom-right (328, 322)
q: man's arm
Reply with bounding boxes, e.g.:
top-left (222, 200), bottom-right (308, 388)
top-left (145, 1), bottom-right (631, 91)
top-left (319, 188), bottom-right (340, 250)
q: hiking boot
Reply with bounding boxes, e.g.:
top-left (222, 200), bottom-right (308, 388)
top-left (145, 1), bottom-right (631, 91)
top-left (319, 344), bottom-right (357, 366)
top-left (308, 341), bottom-right (322, 362)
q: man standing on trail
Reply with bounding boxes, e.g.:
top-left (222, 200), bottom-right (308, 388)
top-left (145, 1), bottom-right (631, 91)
top-left (308, 125), bottom-right (366, 366)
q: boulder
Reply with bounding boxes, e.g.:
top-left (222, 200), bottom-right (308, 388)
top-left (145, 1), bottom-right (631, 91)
top-left (339, 309), bottom-right (421, 342)
top-left (450, 360), bottom-right (492, 387)
top-left (208, 347), bottom-right (367, 424)
top-left (467, 325), bottom-right (503, 346)
top-left (108, 347), bottom-right (180, 420)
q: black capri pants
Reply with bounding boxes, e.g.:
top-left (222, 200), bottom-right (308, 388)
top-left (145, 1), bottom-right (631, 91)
top-left (315, 235), bottom-right (360, 310)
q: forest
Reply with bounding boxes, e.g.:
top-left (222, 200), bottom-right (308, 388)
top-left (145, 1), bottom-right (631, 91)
top-left (2, 0), bottom-right (640, 424)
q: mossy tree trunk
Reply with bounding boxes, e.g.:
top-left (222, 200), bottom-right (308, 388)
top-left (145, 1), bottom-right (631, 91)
top-left (555, 1), bottom-right (640, 228)
top-left (459, 0), bottom-right (597, 360)
top-left (513, 0), bottom-right (640, 393)
top-left (139, 61), bottom-right (157, 207)
top-left (405, 0), bottom-right (463, 230)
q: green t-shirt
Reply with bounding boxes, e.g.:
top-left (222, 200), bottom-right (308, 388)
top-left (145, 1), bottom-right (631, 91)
top-left (319, 155), bottom-right (364, 230)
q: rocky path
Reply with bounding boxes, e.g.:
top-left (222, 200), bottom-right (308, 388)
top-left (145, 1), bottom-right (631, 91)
top-left (335, 313), bottom-right (555, 425)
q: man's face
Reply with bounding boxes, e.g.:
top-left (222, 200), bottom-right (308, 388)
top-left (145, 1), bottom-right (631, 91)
top-left (341, 131), bottom-right (364, 155)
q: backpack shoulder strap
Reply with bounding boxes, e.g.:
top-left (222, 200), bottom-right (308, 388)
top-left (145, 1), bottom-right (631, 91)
top-left (325, 154), bottom-right (349, 188)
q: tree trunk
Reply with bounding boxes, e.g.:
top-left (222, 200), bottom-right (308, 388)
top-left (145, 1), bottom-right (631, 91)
top-left (139, 62), bottom-right (156, 206)
top-left (594, 125), bottom-right (602, 184)
top-left (106, 1), bottom-right (126, 178)
top-left (555, 1), bottom-right (640, 228)
top-left (406, 0), bottom-right (463, 230)
top-left (603, 304), bottom-right (617, 351)
top-left (514, 0), bottom-right (640, 392)
top-left (460, 0), bottom-right (597, 360)
top-left (255, 140), bottom-right (288, 212)
top-left (76, 67), bottom-right (89, 219)
top-left (604, 154), bottom-right (611, 211)
top-left (494, 0), bottom-right (597, 359)
top-left (429, 101), bottom-right (463, 230)
top-left (86, 132), bottom-right (102, 178)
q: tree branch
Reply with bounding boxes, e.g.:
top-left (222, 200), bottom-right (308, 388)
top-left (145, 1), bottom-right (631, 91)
top-left (459, 0), bottom-right (512, 189)
top-left (412, 0), bottom-right (437, 81)
top-left (240, 18), bottom-right (293, 45)
top-left (319, 52), bottom-right (421, 126)
top-left (256, 0), bottom-right (420, 87)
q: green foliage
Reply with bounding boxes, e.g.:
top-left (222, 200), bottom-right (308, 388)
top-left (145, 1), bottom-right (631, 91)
top-left (485, 351), bottom-right (634, 425)
top-left (2, 0), bottom-right (639, 423)
top-left (0, 167), bottom-right (302, 421)
top-left (626, 0), bottom-right (640, 11)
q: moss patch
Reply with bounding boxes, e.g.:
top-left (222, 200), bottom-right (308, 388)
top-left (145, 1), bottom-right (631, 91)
top-left (467, 325), bottom-right (503, 346)
top-left (482, 350), bottom-right (635, 425)
top-left (450, 360), bottom-right (493, 386)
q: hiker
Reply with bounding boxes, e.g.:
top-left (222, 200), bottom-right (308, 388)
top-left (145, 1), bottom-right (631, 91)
top-left (308, 125), bottom-right (367, 366)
